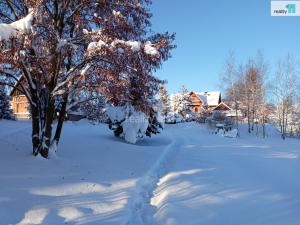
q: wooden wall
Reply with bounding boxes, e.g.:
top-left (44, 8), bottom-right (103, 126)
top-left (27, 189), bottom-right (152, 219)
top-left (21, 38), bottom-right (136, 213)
top-left (11, 95), bottom-right (30, 119)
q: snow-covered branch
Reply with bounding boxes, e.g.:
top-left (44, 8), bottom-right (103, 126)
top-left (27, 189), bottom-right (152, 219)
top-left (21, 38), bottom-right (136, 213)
top-left (0, 11), bottom-right (34, 41)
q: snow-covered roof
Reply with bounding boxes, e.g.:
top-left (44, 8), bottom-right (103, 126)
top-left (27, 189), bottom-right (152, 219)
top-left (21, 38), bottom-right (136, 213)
top-left (196, 91), bottom-right (221, 106)
top-left (212, 102), bottom-right (232, 111)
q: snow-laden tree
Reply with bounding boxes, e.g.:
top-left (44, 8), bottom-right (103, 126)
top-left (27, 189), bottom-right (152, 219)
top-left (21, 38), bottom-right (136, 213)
top-left (107, 104), bottom-right (163, 144)
top-left (270, 55), bottom-right (298, 139)
top-left (158, 84), bottom-right (171, 118)
top-left (106, 71), bottom-right (164, 144)
top-left (172, 85), bottom-right (192, 116)
top-left (0, 1), bottom-right (175, 157)
top-left (0, 86), bottom-right (13, 120)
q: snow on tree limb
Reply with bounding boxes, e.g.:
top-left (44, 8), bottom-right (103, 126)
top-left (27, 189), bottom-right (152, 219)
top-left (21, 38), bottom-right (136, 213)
top-left (144, 41), bottom-right (159, 56)
top-left (0, 11), bottom-right (33, 41)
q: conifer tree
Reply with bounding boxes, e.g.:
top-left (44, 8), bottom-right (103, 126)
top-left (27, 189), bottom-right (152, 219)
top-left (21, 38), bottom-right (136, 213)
top-left (172, 85), bottom-right (192, 116)
top-left (0, 86), bottom-right (13, 120)
top-left (158, 84), bottom-right (171, 117)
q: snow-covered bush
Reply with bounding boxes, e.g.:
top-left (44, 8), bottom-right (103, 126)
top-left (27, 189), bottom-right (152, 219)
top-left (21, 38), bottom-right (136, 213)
top-left (121, 111), bottom-right (149, 144)
top-left (165, 113), bottom-right (184, 124)
top-left (216, 128), bottom-right (238, 138)
top-left (107, 105), bottom-right (163, 144)
top-left (184, 111), bottom-right (202, 122)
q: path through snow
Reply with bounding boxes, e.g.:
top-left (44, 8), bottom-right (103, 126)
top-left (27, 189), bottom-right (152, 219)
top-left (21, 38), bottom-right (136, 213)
top-left (124, 128), bottom-right (186, 225)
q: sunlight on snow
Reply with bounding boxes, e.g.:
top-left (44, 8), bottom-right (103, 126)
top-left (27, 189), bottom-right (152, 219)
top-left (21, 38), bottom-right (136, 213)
top-left (266, 152), bottom-right (299, 159)
top-left (16, 208), bottom-right (49, 225)
top-left (30, 182), bottom-right (108, 196)
top-left (58, 207), bottom-right (84, 222)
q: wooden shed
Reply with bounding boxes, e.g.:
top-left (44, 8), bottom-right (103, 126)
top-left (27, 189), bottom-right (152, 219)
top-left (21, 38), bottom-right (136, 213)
top-left (10, 77), bottom-right (30, 119)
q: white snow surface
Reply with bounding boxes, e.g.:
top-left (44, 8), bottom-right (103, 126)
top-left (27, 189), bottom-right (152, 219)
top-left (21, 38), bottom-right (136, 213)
top-left (0, 12), bottom-right (34, 41)
top-left (1, 120), bottom-right (300, 225)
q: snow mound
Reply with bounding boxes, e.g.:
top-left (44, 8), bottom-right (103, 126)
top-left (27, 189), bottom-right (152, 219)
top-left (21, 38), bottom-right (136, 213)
top-left (216, 128), bottom-right (238, 138)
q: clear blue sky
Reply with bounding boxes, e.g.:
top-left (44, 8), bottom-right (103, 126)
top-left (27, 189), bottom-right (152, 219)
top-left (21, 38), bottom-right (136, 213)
top-left (150, 0), bottom-right (300, 94)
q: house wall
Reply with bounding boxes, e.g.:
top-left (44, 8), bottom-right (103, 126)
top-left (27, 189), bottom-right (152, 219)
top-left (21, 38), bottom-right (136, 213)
top-left (11, 95), bottom-right (30, 119)
top-left (189, 92), bottom-right (205, 113)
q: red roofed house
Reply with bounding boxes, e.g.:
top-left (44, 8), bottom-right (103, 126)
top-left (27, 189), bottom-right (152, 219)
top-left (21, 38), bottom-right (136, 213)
top-left (189, 91), bottom-right (242, 120)
top-left (189, 91), bottom-right (222, 112)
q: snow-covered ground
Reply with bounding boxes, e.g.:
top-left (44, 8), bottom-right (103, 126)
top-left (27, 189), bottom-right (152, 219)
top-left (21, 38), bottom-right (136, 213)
top-left (0, 120), bottom-right (300, 225)
top-left (151, 124), bottom-right (300, 225)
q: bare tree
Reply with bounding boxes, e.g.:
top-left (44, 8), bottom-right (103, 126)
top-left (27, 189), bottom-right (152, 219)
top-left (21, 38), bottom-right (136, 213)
top-left (270, 54), bottom-right (297, 140)
top-left (221, 52), bottom-right (241, 136)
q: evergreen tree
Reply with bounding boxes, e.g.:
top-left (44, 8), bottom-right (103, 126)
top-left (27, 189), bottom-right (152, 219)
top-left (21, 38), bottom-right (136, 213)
top-left (172, 85), bottom-right (192, 116)
top-left (0, 87), bottom-right (13, 120)
top-left (158, 84), bottom-right (171, 117)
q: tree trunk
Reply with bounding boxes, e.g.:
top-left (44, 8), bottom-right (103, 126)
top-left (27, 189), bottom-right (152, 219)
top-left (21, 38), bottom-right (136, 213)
top-left (282, 108), bottom-right (286, 140)
top-left (31, 103), bottom-right (40, 156)
top-left (262, 114), bottom-right (266, 138)
top-left (247, 105), bottom-right (251, 133)
top-left (235, 106), bottom-right (240, 137)
top-left (53, 93), bottom-right (68, 145)
top-left (251, 109), bottom-right (255, 131)
top-left (40, 99), bottom-right (55, 158)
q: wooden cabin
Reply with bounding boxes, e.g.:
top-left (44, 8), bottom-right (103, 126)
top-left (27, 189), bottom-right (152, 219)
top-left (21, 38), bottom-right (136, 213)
top-left (189, 91), bottom-right (222, 113)
top-left (189, 91), bottom-right (205, 113)
top-left (212, 102), bottom-right (243, 120)
top-left (10, 77), bottom-right (30, 119)
top-left (10, 76), bottom-right (85, 121)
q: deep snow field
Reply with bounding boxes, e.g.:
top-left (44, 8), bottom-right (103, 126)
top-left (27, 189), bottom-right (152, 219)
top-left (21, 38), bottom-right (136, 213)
top-left (0, 120), bottom-right (300, 225)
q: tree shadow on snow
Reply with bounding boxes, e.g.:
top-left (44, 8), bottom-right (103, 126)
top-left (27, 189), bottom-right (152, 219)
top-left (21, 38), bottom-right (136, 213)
top-left (99, 133), bottom-right (172, 148)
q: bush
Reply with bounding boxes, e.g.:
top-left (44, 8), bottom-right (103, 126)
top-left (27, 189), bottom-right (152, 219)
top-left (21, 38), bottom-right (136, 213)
top-left (107, 105), bottom-right (163, 144)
